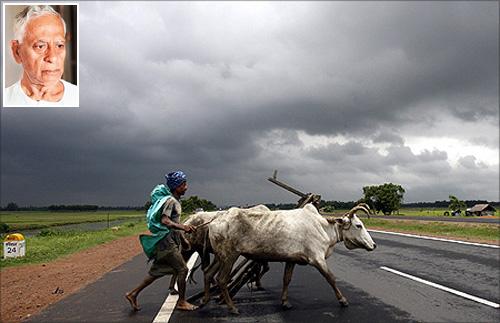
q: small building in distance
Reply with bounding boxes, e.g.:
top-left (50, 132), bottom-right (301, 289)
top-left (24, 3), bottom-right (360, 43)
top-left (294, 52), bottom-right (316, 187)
top-left (467, 204), bottom-right (496, 216)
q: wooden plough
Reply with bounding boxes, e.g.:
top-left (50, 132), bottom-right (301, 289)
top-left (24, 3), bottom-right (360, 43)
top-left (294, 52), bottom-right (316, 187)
top-left (188, 170), bottom-right (321, 303)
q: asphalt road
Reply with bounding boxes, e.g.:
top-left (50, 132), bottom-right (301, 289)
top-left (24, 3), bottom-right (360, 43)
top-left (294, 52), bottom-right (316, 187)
top-left (27, 231), bottom-right (499, 323)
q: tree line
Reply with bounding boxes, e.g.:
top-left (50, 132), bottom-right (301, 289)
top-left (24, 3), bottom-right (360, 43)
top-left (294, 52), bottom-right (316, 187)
top-left (1, 203), bottom-right (143, 212)
top-left (3, 188), bottom-right (498, 214)
top-left (402, 200), bottom-right (497, 208)
top-left (143, 195), bottom-right (218, 214)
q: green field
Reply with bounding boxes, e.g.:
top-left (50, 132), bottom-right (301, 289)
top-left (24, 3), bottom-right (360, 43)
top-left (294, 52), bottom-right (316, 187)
top-left (0, 209), bottom-right (498, 269)
top-left (395, 208), bottom-right (500, 217)
top-left (0, 220), bottom-right (147, 268)
top-left (329, 208), bottom-right (499, 217)
top-left (364, 218), bottom-right (499, 243)
top-left (0, 210), bottom-right (144, 232)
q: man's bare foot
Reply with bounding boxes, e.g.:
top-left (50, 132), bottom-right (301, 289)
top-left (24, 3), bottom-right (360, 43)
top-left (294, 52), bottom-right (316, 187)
top-left (176, 300), bottom-right (198, 311)
top-left (125, 293), bottom-right (141, 311)
top-left (169, 287), bottom-right (179, 295)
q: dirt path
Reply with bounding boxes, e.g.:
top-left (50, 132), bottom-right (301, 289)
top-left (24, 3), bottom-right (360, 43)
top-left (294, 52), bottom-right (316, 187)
top-left (0, 235), bottom-right (143, 323)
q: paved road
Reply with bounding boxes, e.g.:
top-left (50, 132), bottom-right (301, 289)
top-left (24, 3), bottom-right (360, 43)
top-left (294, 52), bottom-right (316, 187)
top-left (27, 231), bottom-right (499, 323)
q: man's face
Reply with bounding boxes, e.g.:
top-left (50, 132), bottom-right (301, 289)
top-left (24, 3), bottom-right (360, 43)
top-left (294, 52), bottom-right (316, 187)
top-left (175, 182), bottom-right (188, 197)
top-left (12, 14), bottom-right (66, 86)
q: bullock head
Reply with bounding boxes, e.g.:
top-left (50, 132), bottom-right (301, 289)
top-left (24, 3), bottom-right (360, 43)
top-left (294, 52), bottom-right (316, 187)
top-left (335, 204), bottom-right (376, 251)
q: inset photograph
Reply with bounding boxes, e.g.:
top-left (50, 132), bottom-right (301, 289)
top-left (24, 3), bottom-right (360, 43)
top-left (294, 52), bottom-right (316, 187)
top-left (2, 3), bottom-right (79, 107)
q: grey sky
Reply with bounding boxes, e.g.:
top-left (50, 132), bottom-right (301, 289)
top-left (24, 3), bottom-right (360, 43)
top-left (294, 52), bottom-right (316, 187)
top-left (1, 1), bottom-right (498, 207)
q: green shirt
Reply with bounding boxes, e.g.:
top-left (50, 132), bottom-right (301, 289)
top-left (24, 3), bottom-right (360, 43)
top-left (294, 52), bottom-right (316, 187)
top-left (139, 184), bottom-right (172, 259)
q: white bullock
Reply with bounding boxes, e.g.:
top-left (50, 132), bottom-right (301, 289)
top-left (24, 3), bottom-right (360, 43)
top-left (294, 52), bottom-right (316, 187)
top-left (168, 205), bottom-right (271, 291)
top-left (203, 203), bottom-right (376, 314)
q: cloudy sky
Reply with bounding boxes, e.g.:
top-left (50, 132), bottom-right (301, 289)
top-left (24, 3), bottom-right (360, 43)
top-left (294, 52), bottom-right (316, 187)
top-left (1, 1), bottom-right (498, 207)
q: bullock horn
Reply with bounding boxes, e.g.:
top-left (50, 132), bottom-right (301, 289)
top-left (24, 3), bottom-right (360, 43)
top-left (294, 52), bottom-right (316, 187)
top-left (346, 205), bottom-right (372, 218)
top-left (356, 203), bottom-right (372, 211)
top-left (324, 215), bottom-right (343, 224)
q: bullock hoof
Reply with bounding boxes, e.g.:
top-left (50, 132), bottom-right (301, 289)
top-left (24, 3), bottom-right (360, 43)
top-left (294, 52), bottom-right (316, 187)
top-left (339, 298), bottom-right (349, 307)
top-left (229, 307), bottom-right (240, 315)
top-left (281, 302), bottom-right (293, 310)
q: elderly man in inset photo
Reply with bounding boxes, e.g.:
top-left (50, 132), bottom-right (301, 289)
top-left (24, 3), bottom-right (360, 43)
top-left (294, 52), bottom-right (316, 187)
top-left (3, 5), bottom-right (78, 107)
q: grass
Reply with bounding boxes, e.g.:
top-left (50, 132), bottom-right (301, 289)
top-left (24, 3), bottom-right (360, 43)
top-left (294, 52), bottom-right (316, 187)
top-left (0, 210), bottom-right (144, 231)
top-left (395, 208), bottom-right (500, 217)
top-left (364, 218), bottom-right (500, 243)
top-left (329, 208), bottom-right (500, 217)
top-left (0, 220), bottom-right (147, 269)
top-left (1, 209), bottom-right (497, 269)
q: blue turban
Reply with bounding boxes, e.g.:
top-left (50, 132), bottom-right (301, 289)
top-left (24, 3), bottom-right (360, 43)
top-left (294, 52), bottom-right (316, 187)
top-left (165, 171), bottom-right (187, 191)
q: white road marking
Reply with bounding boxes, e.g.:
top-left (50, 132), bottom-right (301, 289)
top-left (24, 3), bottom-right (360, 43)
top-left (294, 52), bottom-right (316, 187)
top-left (152, 253), bottom-right (199, 323)
top-left (380, 266), bottom-right (500, 309)
top-left (369, 229), bottom-right (499, 248)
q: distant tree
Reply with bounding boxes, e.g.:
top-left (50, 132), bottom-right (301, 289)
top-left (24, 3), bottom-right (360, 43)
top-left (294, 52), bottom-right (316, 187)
top-left (362, 183), bottom-right (405, 215)
top-left (448, 195), bottom-right (466, 212)
top-left (48, 204), bottom-right (98, 212)
top-left (181, 196), bottom-right (217, 213)
top-left (5, 202), bottom-right (19, 211)
top-left (264, 203), bottom-right (297, 210)
top-left (322, 205), bottom-right (336, 213)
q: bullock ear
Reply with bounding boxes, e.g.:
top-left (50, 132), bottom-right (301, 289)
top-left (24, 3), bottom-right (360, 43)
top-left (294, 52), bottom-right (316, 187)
top-left (334, 217), bottom-right (346, 225)
top-left (325, 216), bottom-right (339, 224)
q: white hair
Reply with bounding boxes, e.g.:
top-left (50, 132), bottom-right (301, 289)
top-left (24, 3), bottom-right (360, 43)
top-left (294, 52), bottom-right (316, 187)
top-left (13, 5), bottom-right (67, 42)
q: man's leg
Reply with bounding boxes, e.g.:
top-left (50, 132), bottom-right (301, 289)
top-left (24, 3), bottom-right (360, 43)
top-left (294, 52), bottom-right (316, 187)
top-left (125, 274), bottom-right (158, 311)
top-left (169, 274), bottom-right (179, 295)
top-left (170, 249), bottom-right (198, 311)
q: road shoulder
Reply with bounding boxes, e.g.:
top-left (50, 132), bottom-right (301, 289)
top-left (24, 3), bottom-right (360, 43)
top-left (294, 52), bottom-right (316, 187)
top-left (1, 234), bottom-right (143, 323)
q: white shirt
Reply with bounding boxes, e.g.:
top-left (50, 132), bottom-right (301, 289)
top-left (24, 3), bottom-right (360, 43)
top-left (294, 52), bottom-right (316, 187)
top-left (3, 79), bottom-right (79, 107)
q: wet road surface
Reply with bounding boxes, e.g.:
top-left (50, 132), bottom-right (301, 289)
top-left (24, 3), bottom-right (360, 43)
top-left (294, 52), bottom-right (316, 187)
top-left (27, 231), bottom-right (499, 323)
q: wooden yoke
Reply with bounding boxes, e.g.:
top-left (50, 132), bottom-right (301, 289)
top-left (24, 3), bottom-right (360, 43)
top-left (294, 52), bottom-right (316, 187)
top-left (268, 170), bottom-right (322, 210)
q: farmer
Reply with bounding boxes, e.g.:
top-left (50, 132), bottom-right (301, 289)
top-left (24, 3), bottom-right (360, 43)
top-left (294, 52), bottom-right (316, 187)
top-left (125, 171), bottom-right (198, 311)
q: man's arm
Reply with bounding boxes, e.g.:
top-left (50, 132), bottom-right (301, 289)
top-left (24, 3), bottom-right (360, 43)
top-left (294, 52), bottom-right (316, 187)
top-left (161, 215), bottom-right (195, 233)
top-left (161, 198), bottom-right (196, 233)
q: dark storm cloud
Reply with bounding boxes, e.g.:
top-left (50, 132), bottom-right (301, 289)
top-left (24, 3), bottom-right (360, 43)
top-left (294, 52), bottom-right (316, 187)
top-left (292, 140), bottom-right (493, 202)
top-left (372, 131), bottom-right (405, 145)
top-left (1, 1), bottom-right (498, 206)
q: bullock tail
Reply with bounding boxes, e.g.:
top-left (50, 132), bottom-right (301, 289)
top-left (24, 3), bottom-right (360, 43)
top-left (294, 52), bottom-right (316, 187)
top-left (202, 228), bottom-right (211, 270)
top-left (188, 261), bottom-right (202, 284)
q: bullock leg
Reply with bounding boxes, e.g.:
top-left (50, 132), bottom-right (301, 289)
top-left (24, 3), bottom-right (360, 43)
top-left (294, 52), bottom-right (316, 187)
top-left (312, 260), bottom-right (349, 307)
top-left (228, 260), bottom-right (262, 298)
top-left (202, 256), bottom-right (220, 305)
top-left (281, 262), bottom-right (295, 309)
top-left (255, 261), bottom-right (269, 291)
top-left (175, 249), bottom-right (197, 293)
top-left (216, 255), bottom-right (240, 315)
